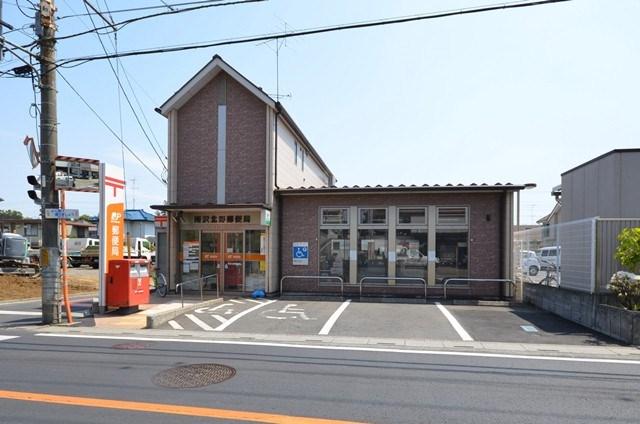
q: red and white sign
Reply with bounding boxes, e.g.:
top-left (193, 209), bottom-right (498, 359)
top-left (99, 163), bottom-right (126, 308)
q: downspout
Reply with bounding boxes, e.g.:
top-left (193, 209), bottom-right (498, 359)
top-left (274, 103), bottom-right (282, 293)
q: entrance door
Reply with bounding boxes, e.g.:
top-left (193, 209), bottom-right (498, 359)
top-left (200, 232), bottom-right (220, 291)
top-left (223, 232), bottom-right (244, 292)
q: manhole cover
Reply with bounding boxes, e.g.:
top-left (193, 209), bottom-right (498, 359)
top-left (112, 342), bottom-right (147, 350)
top-left (152, 364), bottom-right (236, 388)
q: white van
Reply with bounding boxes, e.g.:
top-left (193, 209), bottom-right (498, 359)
top-left (538, 247), bottom-right (560, 269)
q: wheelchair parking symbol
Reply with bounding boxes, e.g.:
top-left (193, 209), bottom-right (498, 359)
top-left (292, 242), bottom-right (309, 265)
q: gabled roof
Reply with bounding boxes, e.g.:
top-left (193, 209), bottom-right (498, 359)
top-left (158, 55), bottom-right (275, 116)
top-left (157, 54), bottom-right (334, 179)
top-left (276, 182), bottom-right (533, 195)
top-left (125, 209), bottom-right (155, 222)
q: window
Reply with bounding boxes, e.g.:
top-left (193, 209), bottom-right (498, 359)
top-left (359, 208), bottom-right (387, 225)
top-left (437, 207), bottom-right (467, 226)
top-left (294, 142), bottom-right (298, 165)
top-left (301, 149), bottom-right (305, 171)
top-left (396, 228), bottom-right (428, 279)
top-left (357, 229), bottom-right (388, 281)
top-left (435, 229), bottom-right (468, 282)
top-left (321, 208), bottom-right (349, 226)
top-left (398, 208), bottom-right (426, 225)
top-left (319, 229), bottom-right (350, 282)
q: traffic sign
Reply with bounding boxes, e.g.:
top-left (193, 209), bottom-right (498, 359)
top-left (45, 208), bottom-right (79, 219)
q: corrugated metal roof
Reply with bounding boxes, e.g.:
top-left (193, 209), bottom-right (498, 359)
top-left (276, 182), bottom-right (532, 194)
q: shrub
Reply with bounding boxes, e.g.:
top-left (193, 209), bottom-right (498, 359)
top-left (615, 227), bottom-right (640, 273)
top-left (608, 272), bottom-right (640, 311)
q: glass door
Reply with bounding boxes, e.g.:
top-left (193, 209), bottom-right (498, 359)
top-left (200, 232), bottom-right (220, 291)
top-left (223, 232), bottom-right (244, 292)
top-left (244, 230), bottom-right (267, 292)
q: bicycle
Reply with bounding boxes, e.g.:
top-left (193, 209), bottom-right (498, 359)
top-left (539, 263), bottom-right (558, 286)
top-left (154, 272), bottom-right (168, 297)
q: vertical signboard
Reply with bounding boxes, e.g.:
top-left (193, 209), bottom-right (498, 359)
top-left (99, 163), bottom-right (126, 308)
top-left (292, 242), bottom-right (309, 266)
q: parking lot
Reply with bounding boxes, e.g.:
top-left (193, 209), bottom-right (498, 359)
top-left (159, 298), bottom-right (618, 346)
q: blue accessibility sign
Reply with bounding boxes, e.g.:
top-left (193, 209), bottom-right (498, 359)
top-left (292, 242), bottom-right (309, 265)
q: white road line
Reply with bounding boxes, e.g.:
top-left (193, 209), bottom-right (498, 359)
top-left (435, 302), bottom-right (474, 341)
top-left (229, 299), bottom-right (244, 304)
top-left (184, 314), bottom-right (215, 331)
top-left (213, 299), bottom-right (276, 332)
top-left (318, 300), bottom-right (351, 335)
top-left (210, 315), bottom-right (228, 324)
top-left (244, 298), bottom-right (264, 304)
top-left (34, 333), bottom-right (640, 366)
top-left (0, 311), bottom-right (41, 316)
top-left (167, 320), bottom-right (183, 330)
top-left (0, 335), bottom-right (19, 342)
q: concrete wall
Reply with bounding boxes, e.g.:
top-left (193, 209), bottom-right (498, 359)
top-left (524, 283), bottom-right (640, 344)
top-left (561, 151), bottom-right (640, 222)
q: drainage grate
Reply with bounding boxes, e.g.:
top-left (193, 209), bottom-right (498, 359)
top-left (112, 342), bottom-right (147, 350)
top-left (152, 364), bottom-right (236, 388)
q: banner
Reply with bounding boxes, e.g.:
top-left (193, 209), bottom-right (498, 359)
top-left (99, 163), bottom-right (126, 308)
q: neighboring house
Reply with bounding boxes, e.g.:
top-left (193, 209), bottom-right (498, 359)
top-left (151, 55), bottom-right (529, 299)
top-left (124, 209), bottom-right (155, 239)
top-left (0, 218), bottom-right (41, 248)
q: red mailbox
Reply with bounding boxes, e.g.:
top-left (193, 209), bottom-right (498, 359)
top-left (106, 259), bottom-right (150, 308)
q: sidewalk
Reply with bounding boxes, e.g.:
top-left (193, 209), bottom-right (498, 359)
top-left (92, 293), bottom-right (222, 329)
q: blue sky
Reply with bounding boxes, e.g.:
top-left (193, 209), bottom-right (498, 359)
top-left (1, 0), bottom-right (639, 223)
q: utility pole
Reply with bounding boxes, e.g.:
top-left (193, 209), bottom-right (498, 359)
top-left (38, 0), bottom-right (61, 324)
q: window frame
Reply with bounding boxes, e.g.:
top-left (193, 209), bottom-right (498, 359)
top-left (319, 207), bottom-right (349, 228)
top-left (436, 206), bottom-right (469, 227)
top-left (397, 207), bottom-right (428, 227)
top-left (358, 207), bottom-right (388, 227)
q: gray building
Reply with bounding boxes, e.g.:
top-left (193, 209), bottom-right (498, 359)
top-left (560, 149), bottom-right (640, 222)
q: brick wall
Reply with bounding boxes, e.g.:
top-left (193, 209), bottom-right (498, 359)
top-left (176, 71), bottom-right (266, 205)
top-left (279, 192), bottom-right (504, 289)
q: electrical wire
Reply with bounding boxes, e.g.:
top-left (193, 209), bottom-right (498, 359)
top-left (57, 0), bottom-right (231, 19)
top-left (83, 2), bottom-right (168, 171)
top-left (55, 0), bottom-right (265, 41)
top-left (56, 70), bottom-right (166, 185)
top-left (56, 0), bottom-right (572, 67)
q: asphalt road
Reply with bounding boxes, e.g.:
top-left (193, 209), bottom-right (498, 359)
top-left (1, 330), bottom-right (639, 423)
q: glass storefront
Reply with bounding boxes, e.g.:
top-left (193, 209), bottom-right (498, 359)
top-left (224, 232), bottom-right (244, 292)
top-left (319, 229), bottom-right (350, 282)
top-left (396, 228), bottom-right (428, 279)
top-left (435, 229), bottom-right (469, 282)
top-left (179, 229), bottom-right (200, 286)
top-left (244, 230), bottom-right (267, 292)
top-left (200, 232), bottom-right (220, 290)
top-left (357, 229), bottom-right (388, 281)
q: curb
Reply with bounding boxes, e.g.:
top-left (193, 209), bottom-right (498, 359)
top-left (145, 298), bottom-right (223, 329)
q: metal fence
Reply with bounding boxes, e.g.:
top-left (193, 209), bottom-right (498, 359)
top-left (515, 218), bottom-right (640, 293)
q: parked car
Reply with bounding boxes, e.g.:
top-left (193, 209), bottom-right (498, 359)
top-left (519, 250), bottom-right (541, 276)
top-left (537, 246), bottom-right (560, 270)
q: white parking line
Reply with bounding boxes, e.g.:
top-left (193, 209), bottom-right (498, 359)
top-left (35, 333), bottom-right (640, 366)
top-left (168, 320), bottom-right (183, 330)
top-left (0, 335), bottom-right (19, 342)
top-left (318, 300), bottom-right (351, 335)
top-left (229, 299), bottom-right (244, 304)
top-left (213, 299), bottom-right (276, 332)
top-left (185, 314), bottom-right (215, 331)
top-left (435, 302), bottom-right (474, 341)
top-left (0, 311), bottom-right (41, 316)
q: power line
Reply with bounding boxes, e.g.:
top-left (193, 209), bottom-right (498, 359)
top-left (56, 0), bottom-right (572, 67)
top-left (56, 70), bottom-right (166, 185)
top-left (83, 1), bottom-right (168, 171)
top-left (58, 0), bottom-right (230, 19)
top-left (55, 0), bottom-right (266, 41)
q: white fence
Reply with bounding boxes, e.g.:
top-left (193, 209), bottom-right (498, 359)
top-left (514, 218), bottom-right (640, 293)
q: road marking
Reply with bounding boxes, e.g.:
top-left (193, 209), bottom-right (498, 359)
top-left (521, 325), bottom-right (538, 333)
top-left (167, 320), bottom-right (183, 330)
top-left (184, 314), bottom-right (215, 331)
top-left (0, 335), bottom-right (19, 342)
top-left (0, 389), bottom-right (363, 424)
top-left (318, 300), bottom-right (351, 335)
top-left (245, 298), bottom-right (264, 304)
top-left (34, 333), bottom-right (640, 365)
top-left (229, 299), bottom-right (244, 304)
top-left (435, 302), bottom-right (474, 341)
top-left (195, 303), bottom-right (232, 314)
top-left (262, 304), bottom-right (315, 321)
top-left (211, 315), bottom-right (228, 324)
top-left (0, 311), bottom-right (41, 316)
top-left (213, 299), bottom-right (277, 331)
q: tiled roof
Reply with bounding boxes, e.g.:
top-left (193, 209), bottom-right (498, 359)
top-left (277, 183), bottom-right (533, 193)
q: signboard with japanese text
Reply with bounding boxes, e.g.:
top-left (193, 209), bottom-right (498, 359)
top-left (98, 163), bottom-right (125, 308)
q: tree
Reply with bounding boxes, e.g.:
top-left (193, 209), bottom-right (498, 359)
top-left (0, 209), bottom-right (24, 219)
top-left (75, 214), bottom-right (94, 222)
top-left (616, 227), bottom-right (640, 273)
